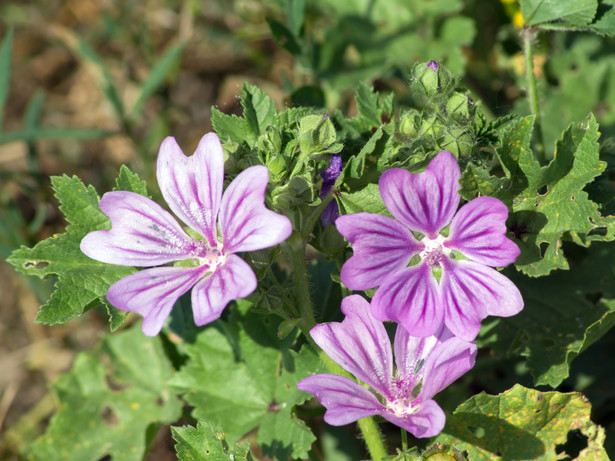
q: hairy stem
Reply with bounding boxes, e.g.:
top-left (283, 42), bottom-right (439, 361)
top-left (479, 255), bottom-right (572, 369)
top-left (288, 230), bottom-right (388, 460)
top-left (523, 26), bottom-right (546, 163)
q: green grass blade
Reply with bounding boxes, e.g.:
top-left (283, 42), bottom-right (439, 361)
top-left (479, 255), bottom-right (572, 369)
top-left (0, 28), bottom-right (15, 132)
top-left (0, 127), bottom-right (116, 144)
top-left (129, 40), bottom-right (188, 121)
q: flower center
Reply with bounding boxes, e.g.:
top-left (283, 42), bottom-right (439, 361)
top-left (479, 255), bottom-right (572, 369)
top-left (419, 234), bottom-right (449, 267)
top-left (387, 376), bottom-right (421, 417)
top-left (191, 240), bottom-right (226, 272)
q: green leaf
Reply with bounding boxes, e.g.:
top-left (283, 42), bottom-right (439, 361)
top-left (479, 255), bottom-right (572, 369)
top-left (266, 17), bottom-right (303, 57)
top-left (211, 107), bottom-right (255, 146)
top-left (28, 327), bottom-right (182, 461)
top-left (0, 28), bottom-right (14, 131)
top-left (170, 303), bottom-right (323, 459)
top-left (590, 0), bottom-right (615, 35)
top-left (521, 0), bottom-right (598, 27)
top-left (354, 82), bottom-right (384, 128)
top-left (497, 115), bottom-right (615, 276)
top-left (338, 183), bottom-right (389, 216)
top-left (490, 243), bottom-right (615, 387)
top-left (436, 384), bottom-right (607, 460)
top-left (7, 169), bottom-right (149, 329)
top-left (130, 40), bottom-right (188, 120)
top-left (241, 82), bottom-right (276, 140)
top-left (172, 421), bottom-right (252, 461)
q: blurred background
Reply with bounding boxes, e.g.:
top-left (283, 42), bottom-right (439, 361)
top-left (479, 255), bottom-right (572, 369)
top-left (1, 0), bottom-right (615, 459)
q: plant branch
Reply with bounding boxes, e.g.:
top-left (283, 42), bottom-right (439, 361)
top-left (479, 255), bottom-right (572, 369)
top-left (523, 26), bottom-right (546, 163)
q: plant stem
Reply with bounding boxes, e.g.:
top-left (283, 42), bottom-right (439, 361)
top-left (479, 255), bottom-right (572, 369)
top-left (288, 230), bottom-right (388, 460)
top-left (401, 428), bottom-right (408, 452)
top-left (358, 416), bottom-right (388, 461)
top-left (523, 26), bottom-right (546, 163)
top-left (301, 192), bottom-right (335, 241)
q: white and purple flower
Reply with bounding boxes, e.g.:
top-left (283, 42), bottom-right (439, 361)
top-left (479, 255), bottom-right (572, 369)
top-left (81, 133), bottom-right (292, 336)
top-left (336, 151), bottom-right (523, 340)
top-left (297, 295), bottom-right (476, 438)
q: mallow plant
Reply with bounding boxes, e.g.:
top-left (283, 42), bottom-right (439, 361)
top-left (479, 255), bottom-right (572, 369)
top-left (8, 38), bottom-right (615, 461)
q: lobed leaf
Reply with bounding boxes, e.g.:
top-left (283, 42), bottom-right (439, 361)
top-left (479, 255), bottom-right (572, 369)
top-left (497, 115), bottom-right (615, 276)
top-left (28, 327), bottom-right (182, 461)
top-left (7, 168), bottom-right (149, 330)
top-left (170, 302), bottom-right (323, 459)
top-left (490, 242), bottom-right (615, 387)
top-left (436, 384), bottom-right (607, 460)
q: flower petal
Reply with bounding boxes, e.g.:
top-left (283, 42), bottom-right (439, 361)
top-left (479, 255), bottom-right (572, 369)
top-left (80, 191), bottom-right (196, 266)
top-left (107, 266), bottom-right (203, 336)
top-left (371, 264), bottom-right (443, 338)
top-left (191, 254), bottom-right (257, 326)
top-left (421, 337), bottom-right (477, 400)
top-left (218, 165), bottom-right (292, 253)
top-left (445, 196), bottom-right (520, 267)
top-left (336, 213), bottom-right (422, 290)
top-left (393, 324), bottom-right (440, 380)
top-left (382, 399), bottom-right (445, 438)
top-left (310, 295), bottom-right (393, 397)
top-left (441, 260), bottom-right (524, 340)
top-left (297, 374), bottom-right (383, 426)
top-left (157, 134), bottom-right (224, 245)
top-left (379, 151), bottom-right (460, 237)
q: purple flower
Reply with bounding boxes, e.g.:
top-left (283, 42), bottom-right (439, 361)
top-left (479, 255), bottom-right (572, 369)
top-left (427, 60), bottom-right (439, 72)
top-left (320, 153), bottom-right (343, 227)
top-left (81, 133), bottom-right (292, 336)
top-left (297, 295), bottom-right (476, 438)
top-left (336, 151), bottom-right (523, 340)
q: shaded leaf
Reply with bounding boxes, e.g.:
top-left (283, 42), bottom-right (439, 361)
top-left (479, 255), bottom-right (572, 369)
top-left (28, 327), bottom-right (182, 461)
top-left (170, 303), bottom-right (323, 459)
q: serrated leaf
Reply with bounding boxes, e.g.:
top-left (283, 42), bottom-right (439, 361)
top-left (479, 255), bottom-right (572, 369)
top-left (170, 303), bottom-right (323, 459)
top-left (590, 0), bottom-right (615, 35)
top-left (497, 115), bottom-right (615, 276)
top-left (116, 165), bottom-right (149, 197)
top-left (241, 82), bottom-right (276, 140)
top-left (338, 183), bottom-right (390, 216)
top-left (354, 82), bottom-right (384, 128)
top-left (172, 421), bottom-right (251, 461)
top-left (436, 384), bottom-right (607, 460)
top-left (491, 243), bottom-right (615, 387)
top-left (521, 0), bottom-right (598, 27)
top-left (7, 169), bottom-right (149, 329)
top-left (211, 107), bottom-right (255, 146)
top-left (28, 327), bottom-right (182, 461)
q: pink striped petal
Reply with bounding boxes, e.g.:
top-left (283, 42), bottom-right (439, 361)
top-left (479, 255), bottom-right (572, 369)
top-left (441, 260), bottom-right (524, 340)
top-left (218, 165), bottom-right (292, 253)
top-left (336, 213), bottom-right (422, 290)
top-left (379, 151), bottom-right (460, 237)
top-left (421, 337), bottom-right (477, 400)
top-left (107, 266), bottom-right (204, 336)
top-left (80, 191), bottom-right (196, 266)
top-left (381, 399), bottom-right (446, 438)
top-left (310, 295), bottom-right (393, 397)
top-left (157, 134), bottom-right (224, 245)
top-left (393, 325), bottom-right (440, 380)
top-left (297, 374), bottom-right (383, 425)
top-left (445, 197), bottom-right (520, 267)
top-left (371, 264), bottom-right (443, 338)
top-left (191, 254), bottom-right (257, 326)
